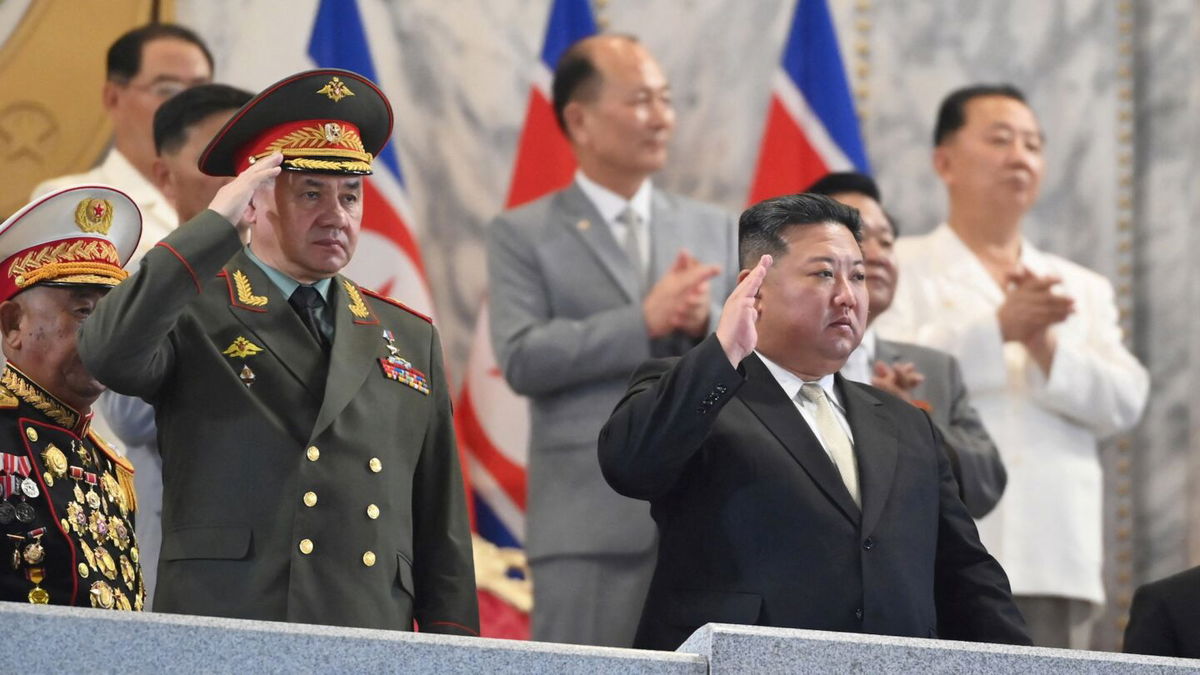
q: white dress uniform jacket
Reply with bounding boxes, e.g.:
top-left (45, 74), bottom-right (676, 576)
top-left (874, 223), bottom-right (1148, 604)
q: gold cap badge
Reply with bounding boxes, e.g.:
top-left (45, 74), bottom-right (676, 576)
top-left (74, 199), bottom-right (114, 235)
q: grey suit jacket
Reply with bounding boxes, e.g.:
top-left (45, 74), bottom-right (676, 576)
top-left (873, 338), bottom-right (1006, 518)
top-left (486, 181), bottom-right (738, 560)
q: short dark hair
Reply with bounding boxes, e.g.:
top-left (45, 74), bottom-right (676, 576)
top-left (107, 23), bottom-right (213, 83)
top-left (551, 34), bottom-right (639, 136)
top-left (804, 172), bottom-right (881, 203)
top-left (154, 83), bottom-right (252, 155)
top-left (933, 83), bottom-right (1027, 146)
top-left (739, 193), bottom-right (862, 269)
top-left (805, 171), bottom-right (898, 235)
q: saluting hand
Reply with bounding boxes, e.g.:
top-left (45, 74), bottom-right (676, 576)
top-left (716, 254), bottom-right (772, 369)
top-left (207, 152), bottom-right (284, 234)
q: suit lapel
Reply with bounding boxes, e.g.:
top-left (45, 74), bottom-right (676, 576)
top-left (220, 252), bottom-right (325, 399)
top-left (310, 277), bottom-right (380, 440)
top-left (740, 355), bottom-right (860, 526)
top-left (557, 183), bottom-right (640, 302)
top-left (839, 376), bottom-right (898, 536)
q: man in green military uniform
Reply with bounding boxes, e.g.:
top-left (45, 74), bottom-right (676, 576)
top-left (0, 185), bottom-right (145, 609)
top-left (78, 69), bottom-right (478, 634)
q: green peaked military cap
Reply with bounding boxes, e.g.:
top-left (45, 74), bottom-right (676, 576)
top-left (198, 68), bottom-right (393, 177)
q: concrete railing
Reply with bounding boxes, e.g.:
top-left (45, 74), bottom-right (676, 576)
top-left (4, 602), bottom-right (1197, 673)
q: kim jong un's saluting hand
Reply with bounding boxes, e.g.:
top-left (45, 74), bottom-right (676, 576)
top-left (716, 254), bottom-right (772, 369)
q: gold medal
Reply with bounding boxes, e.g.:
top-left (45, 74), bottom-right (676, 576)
top-left (108, 516), bottom-right (130, 550)
top-left (134, 586), bottom-right (144, 611)
top-left (114, 590), bottom-right (131, 611)
top-left (86, 487), bottom-right (101, 510)
top-left (119, 554), bottom-right (135, 586)
top-left (42, 444), bottom-right (68, 478)
top-left (88, 510), bottom-right (110, 541)
top-left (27, 567), bottom-right (49, 604)
top-left (94, 545), bottom-right (117, 580)
top-left (66, 501), bottom-right (87, 535)
top-left (89, 580), bottom-right (114, 609)
top-left (80, 540), bottom-right (96, 569)
top-left (78, 562), bottom-right (90, 579)
top-left (21, 541), bottom-right (44, 565)
top-left (73, 483), bottom-right (85, 504)
top-left (43, 472), bottom-right (54, 487)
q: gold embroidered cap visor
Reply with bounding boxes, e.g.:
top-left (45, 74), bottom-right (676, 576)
top-left (198, 68), bottom-right (394, 177)
top-left (0, 185), bottom-right (142, 303)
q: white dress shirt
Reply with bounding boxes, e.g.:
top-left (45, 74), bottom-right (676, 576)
top-left (575, 169), bottom-right (653, 272)
top-left (756, 351), bottom-right (855, 459)
top-left (841, 328), bottom-right (878, 385)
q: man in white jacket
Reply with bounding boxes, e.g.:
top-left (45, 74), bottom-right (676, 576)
top-left (874, 84), bottom-right (1148, 649)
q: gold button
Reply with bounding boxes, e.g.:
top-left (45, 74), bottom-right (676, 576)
top-left (306, 446), bottom-right (320, 462)
top-left (362, 551), bottom-right (376, 567)
top-left (303, 491), bottom-right (318, 507)
top-left (366, 504), bottom-right (380, 519)
top-left (298, 538), bottom-right (314, 555)
top-left (368, 457), bottom-right (382, 473)
top-left (25, 427), bottom-right (38, 442)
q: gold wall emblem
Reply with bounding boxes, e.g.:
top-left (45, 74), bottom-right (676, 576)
top-left (317, 76), bottom-right (355, 102)
top-left (233, 270), bottom-right (268, 307)
top-left (223, 337), bottom-right (263, 359)
top-left (343, 280), bottom-right (370, 319)
top-left (74, 198), bottom-right (114, 234)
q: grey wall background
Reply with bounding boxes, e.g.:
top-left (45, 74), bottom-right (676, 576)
top-left (172, 0), bottom-right (1199, 650)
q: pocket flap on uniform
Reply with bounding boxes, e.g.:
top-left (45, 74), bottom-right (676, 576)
top-left (663, 588), bottom-right (762, 628)
top-left (161, 525), bottom-right (252, 561)
top-left (396, 552), bottom-right (415, 597)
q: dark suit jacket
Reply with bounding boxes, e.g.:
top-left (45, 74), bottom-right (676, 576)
top-left (1124, 565), bottom-right (1200, 658)
top-left (78, 211), bottom-right (478, 634)
top-left (598, 335), bottom-right (1029, 651)
top-left (873, 338), bottom-right (1005, 518)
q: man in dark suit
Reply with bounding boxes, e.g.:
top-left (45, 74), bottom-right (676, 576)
top-left (78, 69), bottom-right (478, 634)
top-left (808, 172), bottom-right (1006, 518)
top-left (487, 35), bottom-right (737, 646)
top-left (1124, 566), bottom-right (1200, 658)
top-left (599, 193), bottom-right (1029, 651)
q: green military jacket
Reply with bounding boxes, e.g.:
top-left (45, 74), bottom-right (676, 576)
top-left (0, 364), bottom-right (144, 609)
top-left (78, 211), bottom-right (478, 634)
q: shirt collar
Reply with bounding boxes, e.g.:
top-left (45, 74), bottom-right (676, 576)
top-left (840, 329), bottom-right (876, 385)
top-left (574, 169), bottom-right (653, 228)
top-left (243, 245), bottom-right (333, 302)
top-left (755, 351), bottom-right (843, 410)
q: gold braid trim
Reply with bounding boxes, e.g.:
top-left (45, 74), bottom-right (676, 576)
top-left (1, 366), bottom-right (78, 429)
top-left (89, 431), bottom-right (137, 514)
top-left (343, 280), bottom-right (370, 319)
top-left (8, 240), bottom-right (122, 281)
top-left (265, 124), bottom-right (368, 158)
top-left (233, 270), bottom-right (268, 307)
top-left (284, 158), bottom-right (373, 173)
top-left (17, 262), bottom-right (127, 288)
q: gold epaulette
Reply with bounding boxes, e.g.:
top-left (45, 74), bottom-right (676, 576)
top-left (88, 430), bottom-right (137, 514)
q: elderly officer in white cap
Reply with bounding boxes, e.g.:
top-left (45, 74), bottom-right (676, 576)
top-left (0, 185), bottom-right (144, 609)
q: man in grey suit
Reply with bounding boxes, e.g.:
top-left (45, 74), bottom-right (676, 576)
top-left (486, 34), bottom-right (738, 647)
top-left (808, 172), bottom-right (1006, 517)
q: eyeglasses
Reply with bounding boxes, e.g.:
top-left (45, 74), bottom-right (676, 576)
top-left (122, 79), bottom-right (191, 101)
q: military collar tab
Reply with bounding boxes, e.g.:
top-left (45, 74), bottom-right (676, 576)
top-left (1, 363), bottom-right (85, 433)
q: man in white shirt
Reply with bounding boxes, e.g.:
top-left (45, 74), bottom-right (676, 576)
top-left (486, 34), bottom-right (738, 646)
top-left (874, 84), bottom-right (1149, 648)
top-left (809, 171), bottom-right (1005, 518)
top-left (31, 23), bottom-right (213, 258)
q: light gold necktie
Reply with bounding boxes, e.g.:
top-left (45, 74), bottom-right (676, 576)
top-left (617, 206), bottom-right (646, 289)
top-left (799, 383), bottom-right (861, 508)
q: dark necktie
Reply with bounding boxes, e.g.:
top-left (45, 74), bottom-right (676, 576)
top-left (289, 285), bottom-right (332, 352)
